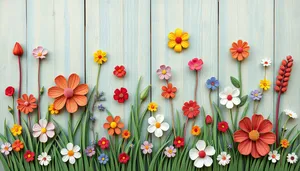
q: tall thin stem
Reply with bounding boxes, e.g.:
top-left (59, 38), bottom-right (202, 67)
top-left (28, 114), bottom-right (31, 129)
top-left (170, 99), bottom-right (176, 137)
top-left (12, 96), bottom-right (16, 123)
top-left (275, 92), bottom-right (282, 146)
top-left (238, 61), bottom-right (242, 96)
top-left (194, 71), bottom-right (198, 101)
top-left (230, 109), bottom-right (234, 130)
top-left (18, 56), bottom-right (22, 125)
top-left (209, 90), bottom-right (214, 116)
top-left (95, 64), bottom-right (101, 96)
top-left (183, 118), bottom-right (188, 138)
top-left (37, 59), bottom-right (41, 120)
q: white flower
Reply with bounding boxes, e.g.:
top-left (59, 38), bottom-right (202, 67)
top-left (1, 143), bottom-right (12, 155)
top-left (287, 153), bottom-right (298, 164)
top-left (261, 59), bottom-right (272, 67)
top-left (189, 140), bottom-right (215, 168)
top-left (32, 119), bottom-right (55, 143)
top-left (147, 114), bottom-right (169, 138)
top-left (217, 152), bottom-right (231, 166)
top-left (268, 150), bottom-right (280, 163)
top-left (284, 109), bottom-right (297, 119)
top-left (219, 87), bottom-right (241, 109)
top-left (60, 143), bottom-right (82, 164)
top-left (38, 152), bottom-right (51, 166)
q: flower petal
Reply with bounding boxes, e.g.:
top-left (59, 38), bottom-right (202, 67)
top-left (189, 148), bottom-right (199, 160)
top-left (66, 98), bottom-right (78, 113)
top-left (69, 156), bottom-right (76, 164)
top-left (175, 28), bottom-right (183, 37)
top-left (148, 116), bottom-right (156, 125)
top-left (39, 119), bottom-right (48, 128)
top-left (73, 95), bottom-right (87, 106)
top-left (196, 140), bottom-right (206, 151)
top-left (160, 122), bottom-right (169, 131)
top-left (55, 75), bottom-right (68, 89)
top-left (205, 146), bottom-right (215, 156)
top-left (259, 132), bottom-right (276, 144)
top-left (252, 114), bottom-right (264, 130)
top-left (46, 130), bottom-right (55, 138)
top-left (234, 130), bottom-right (249, 142)
top-left (73, 145), bottom-right (80, 152)
top-left (194, 158), bottom-right (204, 168)
top-left (238, 139), bottom-right (252, 155)
top-left (32, 123), bottom-right (42, 132)
top-left (226, 101), bottom-right (234, 109)
top-left (68, 74), bottom-right (80, 90)
top-left (154, 128), bottom-right (163, 137)
top-left (181, 33), bottom-right (189, 40)
top-left (257, 120), bottom-right (273, 133)
top-left (46, 122), bottom-right (55, 130)
top-left (168, 41), bottom-right (176, 48)
top-left (220, 98), bottom-right (228, 105)
top-left (251, 141), bottom-right (261, 158)
top-left (74, 152), bottom-right (81, 159)
top-left (39, 133), bottom-right (48, 143)
top-left (232, 97), bottom-right (241, 105)
top-left (156, 114), bottom-right (164, 123)
top-left (232, 88), bottom-right (240, 97)
top-left (256, 139), bottom-right (270, 157)
top-left (48, 87), bottom-right (64, 98)
top-left (181, 41), bottom-right (189, 48)
top-left (168, 33), bottom-right (176, 40)
top-left (239, 117), bottom-right (252, 133)
top-left (106, 116), bottom-right (113, 122)
top-left (67, 143), bottom-right (74, 150)
top-left (74, 84), bottom-right (89, 95)
top-left (174, 44), bottom-right (182, 52)
top-left (33, 131), bottom-right (41, 138)
top-left (204, 156), bottom-right (213, 167)
top-left (147, 125), bottom-right (156, 133)
top-left (62, 155), bottom-right (69, 162)
top-left (53, 96), bottom-right (67, 110)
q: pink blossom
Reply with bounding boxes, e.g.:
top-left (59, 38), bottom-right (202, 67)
top-left (32, 46), bottom-right (48, 59)
top-left (188, 58), bottom-right (203, 71)
top-left (156, 65), bottom-right (171, 80)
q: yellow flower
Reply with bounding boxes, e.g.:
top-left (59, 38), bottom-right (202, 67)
top-left (168, 28), bottom-right (189, 53)
top-left (280, 139), bottom-right (289, 148)
top-left (259, 79), bottom-right (271, 90)
top-left (147, 102), bottom-right (158, 112)
top-left (48, 104), bottom-right (59, 115)
top-left (11, 124), bottom-right (22, 136)
top-left (93, 50), bottom-right (107, 64)
top-left (191, 125), bottom-right (201, 136)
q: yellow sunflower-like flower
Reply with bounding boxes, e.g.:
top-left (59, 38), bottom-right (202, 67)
top-left (48, 104), bottom-right (59, 115)
top-left (280, 139), bottom-right (289, 148)
top-left (260, 79), bottom-right (271, 90)
top-left (168, 28), bottom-right (189, 53)
top-left (11, 124), bottom-right (22, 136)
top-left (147, 102), bottom-right (158, 112)
top-left (93, 50), bottom-right (107, 64)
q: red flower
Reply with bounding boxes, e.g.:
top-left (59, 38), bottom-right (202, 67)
top-left (13, 42), bottom-right (23, 56)
top-left (5, 86), bottom-right (15, 96)
top-left (174, 136), bottom-right (184, 148)
top-left (113, 65), bottom-right (126, 78)
top-left (118, 152), bottom-right (130, 164)
top-left (24, 150), bottom-right (35, 162)
top-left (205, 115), bottom-right (213, 124)
top-left (275, 56), bottom-right (293, 93)
top-left (98, 137), bottom-right (110, 149)
top-left (182, 100), bottom-right (200, 119)
top-left (113, 88), bottom-right (129, 103)
top-left (218, 121), bottom-right (229, 132)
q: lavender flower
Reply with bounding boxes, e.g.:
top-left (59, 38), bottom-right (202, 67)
top-left (85, 146), bottom-right (95, 157)
top-left (206, 77), bottom-right (219, 90)
top-left (250, 90), bottom-right (262, 101)
top-left (98, 104), bottom-right (106, 111)
top-left (90, 116), bottom-right (96, 122)
top-left (98, 153), bottom-right (109, 164)
top-left (156, 65), bottom-right (171, 80)
top-left (141, 141), bottom-right (153, 154)
top-left (164, 145), bottom-right (176, 158)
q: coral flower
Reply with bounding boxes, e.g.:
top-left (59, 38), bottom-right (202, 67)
top-left (93, 50), bottom-right (107, 64)
top-left (260, 79), bottom-right (271, 91)
top-left (191, 125), bottom-right (201, 136)
top-left (32, 46), bottom-right (48, 59)
top-left (103, 116), bottom-right (124, 136)
top-left (17, 94), bottom-right (37, 114)
top-left (168, 28), bottom-right (189, 53)
top-left (12, 140), bottom-right (24, 152)
top-left (182, 100), bottom-right (200, 119)
top-left (122, 130), bottom-right (131, 139)
top-left (217, 121), bottom-right (229, 133)
top-left (188, 58), bottom-right (204, 71)
top-left (161, 83), bottom-right (177, 99)
top-left (48, 74), bottom-right (89, 113)
top-left (118, 153), bottom-right (130, 164)
top-left (24, 150), bottom-right (35, 162)
top-left (280, 139), bottom-right (289, 148)
top-left (230, 40), bottom-right (250, 61)
top-left (233, 114), bottom-right (276, 158)
top-left (13, 42), bottom-right (24, 56)
top-left (174, 136), bottom-right (184, 148)
top-left (113, 65), bottom-right (126, 78)
top-left (98, 137), bottom-right (110, 149)
top-left (11, 124), bottom-right (22, 136)
top-left (113, 88), bottom-right (129, 103)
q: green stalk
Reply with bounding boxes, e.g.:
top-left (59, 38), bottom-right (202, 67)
top-left (95, 64), bottom-right (101, 96)
top-left (12, 96), bottom-right (16, 123)
top-left (230, 109), bottom-right (234, 130)
top-left (238, 61), bottom-right (242, 96)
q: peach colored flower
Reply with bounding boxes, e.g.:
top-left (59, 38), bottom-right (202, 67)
top-left (17, 94), bottom-right (37, 114)
top-left (161, 83), bottom-right (177, 99)
top-left (230, 40), bottom-right (250, 61)
top-left (103, 116), bottom-right (124, 136)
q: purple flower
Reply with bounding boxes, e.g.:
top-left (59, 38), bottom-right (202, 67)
top-left (85, 146), bottom-right (95, 157)
top-left (250, 90), bottom-right (262, 101)
top-left (98, 104), bottom-right (105, 111)
top-left (140, 141), bottom-right (153, 154)
top-left (156, 65), bottom-right (171, 80)
top-left (206, 77), bottom-right (219, 90)
top-left (164, 145), bottom-right (176, 158)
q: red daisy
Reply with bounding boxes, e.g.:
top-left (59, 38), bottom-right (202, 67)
top-left (174, 136), bottom-right (184, 148)
top-left (113, 65), bottom-right (126, 78)
top-left (113, 87), bottom-right (129, 103)
top-left (118, 152), bottom-right (130, 164)
top-left (98, 137), bottom-right (110, 149)
top-left (218, 121), bottom-right (229, 133)
top-left (182, 100), bottom-right (200, 119)
top-left (24, 150), bottom-right (35, 162)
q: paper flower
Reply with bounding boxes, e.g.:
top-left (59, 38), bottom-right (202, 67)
top-left (261, 59), bottom-right (272, 67)
top-left (147, 114), bottom-right (169, 138)
top-left (1, 143), bottom-right (12, 155)
top-left (174, 136), bottom-right (184, 148)
top-left (268, 150), bottom-right (280, 163)
top-left (17, 94), bottom-right (37, 114)
top-left (38, 152), bottom-right (51, 166)
top-left (11, 124), bottom-right (22, 136)
top-left (189, 140), bottom-right (216, 168)
top-left (113, 87), bottom-right (129, 103)
top-left (147, 102), bottom-right (158, 112)
top-left (85, 146), bottom-right (95, 157)
top-left (13, 42), bottom-right (23, 56)
top-left (98, 137), bottom-right (110, 149)
top-left (206, 77), bottom-right (219, 90)
top-left (141, 141), bottom-right (153, 154)
top-left (275, 56), bottom-right (293, 93)
top-left (122, 130), bottom-right (131, 139)
top-left (218, 121), bottom-right (229, 133)
top-left (156, 65), bottom-right (171, 80)
top-left (188, 58), bottom-right (203, 71)
top-left (32, 46), bottom-right (48, 59)
top-left (284, 109), bottom-right (297, 119)
top-left (5, 86), bottom-right (15, 96)
top-left (32, 119), bottom-right (55, 143)
top-left (217, 152), bottom-right (231, 166)
top-left (118, 153), bottom-right (130, 164)
top-left (205, 115), bottom-right (213, 124)
top-left (161, 83), bottom-right (177, 99)
top-left (230, 40), bottom-right (250, 61)
top-left (93, 50), bottom-right (107, 64)
top-left (182, 100), bottom-right (200, 119)
top-left (48, 104), bottom-right (59, 115)
top-left (168, 28), bottom-right (189, 52)
top-left (260, 79), bottom-right (271, 91)
top-left (24, 150), bottom-right (35, 162)
top-left (98, 104), bottom-right (106, 111)
top-left (287, 153), bottom-right (298, 164)
top-left (219, 87), bottom-right (241, 109)
top-left (250, 90), bottom-right (262, 101)
top-left (233, 114), bottom-right (276, 158)
top-left (98, 153), bottom-right (109, 164)
top-left (103, 116), bottom-right (124, 136)
top-left (12, 140), bottom-right (24, 152)
top-left (61, 143), bottom-right (82, 164)
top-left (164, 145), bottom-right (176, 158)
top-left (191, 125), bottom-right (201, 136)
top-left (280, 139), bottom-right (289, 148)
top-left (113, 65), bottom-right (126, 78)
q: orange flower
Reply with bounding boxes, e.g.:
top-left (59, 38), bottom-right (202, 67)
top-left (122, 130), bottom-right (131, 139)
top-left (17, 94), bottom-right (37, 114)
top-left (280, 139), bottom-right (289, 148)
top-left (233, 114), bottom-right (276, 158)
top-left (12, 140), bottom-right (24, 152)
top-left (161, 83), bottom-right (177, 99)
top-left (48, 74), bottom-right (89, 113)
top-left (103, 116), bottom-right (124, 136)
top-left (191, 125), bottom-right (201, 136)
top-left (230, 40), bottom-right (250, 61)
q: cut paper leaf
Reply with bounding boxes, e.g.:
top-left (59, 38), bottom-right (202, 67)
top-left (230, 76), bottom-right (240, 88)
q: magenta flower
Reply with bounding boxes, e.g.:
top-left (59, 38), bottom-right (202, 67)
top-left (188, 58), bottom-right (203, 71)
top-left (32, 46), bottom-right (48, 59)
top-left (156, 65), bottom-right (171, 80)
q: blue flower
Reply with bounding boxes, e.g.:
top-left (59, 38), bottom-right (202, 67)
top-left (206, 77), bottom-right (219, 90)
top-left (90, 116), bottom-right (96, 122)
top-left (250, 90), bottom-right (262, 101)
top-left (98, 104), bottom-right (106, 111)
top-left (98, 153), bottom-right (109, 164)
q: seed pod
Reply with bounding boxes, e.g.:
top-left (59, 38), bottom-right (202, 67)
top-left (275, 56), bottom-right (293, 93)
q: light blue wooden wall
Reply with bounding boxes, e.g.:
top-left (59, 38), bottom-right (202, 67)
top-left (0, 0), bottom-right (299, 169)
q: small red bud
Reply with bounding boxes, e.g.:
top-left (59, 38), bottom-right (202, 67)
top-left (13, 42), bottom-right (23, 56)
top-left (286, 55), bottom-right (292, 60)
top-left (279, 70), bottom-right (284, 75)
top-left (287, 62), bottom-right (293, 68)
top-left (280, 65), bottom-right (285, 70)
top-left (282, 82), bottom-right (288, 87)
top-left (276, 80), bottom-right (281, 86)
top-left (281, 87), bottom-right (287, 92)
top-left (275, 86), bottom-right (280, 92)
top-left (277, 75), bottom-right (283, 80)
top-left (285, 73), bottom-right (291, 77)
top-left (205, 115), bottom-right (213, 124)
top-left (283, 77), bottom-right (289, 81)
top-left (281, 60), bottom-right (287, 66)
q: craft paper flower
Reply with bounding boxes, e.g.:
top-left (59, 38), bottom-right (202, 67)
top-left (260, 79), bottom-right (271, 91)
top-left (32, 119), bottom-right (55, 143)
top-left (141, 141), bottom-right (153, 154)
top-left (205, 115), bottom-right (213, 124)
top-left (287, 153), bottom-right (298, 164)
top-left (48, 74), bottom-right (89, 113)
top-left (11, 124), bottom-right (22, 136)
top-left (17, 94), bottom-right (37, 114)
top-left (61, 143), bottom-right (82, 164)
top-left (217, 152), bottom-right (231, 166)
top-left (268, 150), bottom-right (280, 163)
top-left (230, 40), bottom-right (250, 61)
top-left (113, 65), bottom-right (126, 78)
top-left (24, 150), bottom-right (35, 163)
top-left (103, 116), bottom-right (124, 135)
top-left (32, 46), bottom-right (48, 59)
top-left (147, 114), bottom-right (169, 138)
top-left (188, 58), bottom-right (204, 71)
top-left (174, 136), bottom-right (184, 148)
top-left (284, 109), bottom-right (297, 119)
top-left (218, 121), bottom-right (229, 133)
top-left (122, 130), bottom-right (131, 139)
top-left (147, 102), bottom-right (158, 112)
top-left (5, 86), bottom-right (15, 96)
top-left (94, 50), bottom-right (107, 64)
top-left (219, 87), bottom-right (241, 109)
top-left (48, 104), bottom-right (59, 115)
top-left (189, 140), bottom-right (216, 168)
top-left (85, 146), bottom-right (95, 157)
top-left (98, 104), bottom-right (106, 111)
top-left (98, 137), bottom-right (110, 149)
top-left (182, 100), bottom-right (200, 119)
top-left (233, 114), bottom-right (276, 158)
top-left (206, 77), bottom-right (219, 90)
top-left (118, 152), bottom-right (130, 164)
top-left (113, 87), bottom-right (129, 103)
top-left (250, 90), bottom-right (262, 101)
top-left (38, 152), bottom-right (51, 166)
top-left (164, 146), bottom-right (177, 158)
top-left (261, 59), bottom-right (272, 67)
top-left (161, 83), bottom-right (177, 99)
top-left (13, 42), bottom-right (23, 56)
top-left (12, 140), bottom-right (24, 152)
top-left (191, 125), bottom-right (201, 136)
top-left (280, 139), bottom-right (289, 148)
top-left (156, 65), bottom-right (172, 80)
top-left (98, 153), bottom-right (109, 164)
top-left (1, 143), bottom-right (12, 155)
top-left (168, 28), bottom-right (189, 52)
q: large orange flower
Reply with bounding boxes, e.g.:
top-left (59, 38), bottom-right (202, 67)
top-left (230, 40), bottom-right (250, 61)
top-left (103, 116), bottom-right (124, 136)
top-left (48, 73), bottom-right (89, 113)
top-left (233, 114), bottom-right (275, 158)
top-left (161, 83), bottom-right (177, 99)
top-left (17, 94), bottom-right (37, 114)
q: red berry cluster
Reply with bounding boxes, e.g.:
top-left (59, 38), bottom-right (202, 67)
top-left (275, 55), bottom-right (293, 93)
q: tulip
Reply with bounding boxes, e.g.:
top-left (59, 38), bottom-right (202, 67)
top-left (13, 42), bottom-right (23, 56)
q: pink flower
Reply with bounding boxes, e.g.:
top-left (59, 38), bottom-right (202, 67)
top-left (156, 65), bottom-right (172, 80)
top-left (32, 46), bottom-right (48, 59)
top-left (32, 119), bottom-right (55, 143)
top-left (188, 58), bottom-right (203, 71)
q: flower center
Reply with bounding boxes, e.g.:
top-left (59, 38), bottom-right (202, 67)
top-left (68, 150), bottom-right (74, 156)
top-left (102, 141), bottom-right (106, 145)
top-left (122, 157), bottom-right (126, 160)
top-left (151, 105), bottom-right (155, 109)
top-left (162, 70), bottom-right (167, 75)
top-left (194, 128), bottom-right (198, 132)
top-left (289, 113), bottom-right (292, 117)
top-left (227, 95), bottom-right (233, 101)
top-left (24, 101), bottom-right (29, 106)
top-left (177, 140), bottom-right (181, 144)
top-left (64, 88), bottom-right (74, 98)
top-left (43, 157), bottom-right (47, 161)
top-left (98, 55), bottom-right (102, 59)
top-left (254, 93), bottom-right (258, 97)
top-left (211, 82), bottom-right (215, 86)
top-left (119, 93), bottom-right (124, 98)
top-left (272, 154), bottom-right (276, 159)
top-left (264, 61), bottom-right (268, 64)
top-left (110, 122), bottom-right (117, 128)
top-left (102, 157), bottom-right (105, 161)
top-left (145, 145), bottom-right (149, 150)
top-left (27, 154), bottom-right (31, 158)
top-left (124, 132), bottom-right (128, 136)
top-left (4, 147), bottom-right (8, 151)
top-left (189, 107), bottom-right (194, 112)
top-left (249, 130), bottom-right (260, 141)
top-left (175, 37), bottom-right (182, 44)
top-left (168, 149), bottom-right (173, 154)
top-left (222, 125), bottom-right (225, 128)
top-left (198, 150), bottom-right (206, 158)
top-left (291, 156), bottom-right (295, 160)
top-left (41, 128), bottom-right (47, 133)
top-left (167, 89), bottom-right (172, 93)
top-left (37, 52), bottom-right (42, 56)
top-left (118, 69), bottom-right (122, 73)
top-left (155, 122), bottom-right (161, 128)
top-left (222, 156), bottom-right (226, 160)
top-left (237, 47), bottom-right (243, 53)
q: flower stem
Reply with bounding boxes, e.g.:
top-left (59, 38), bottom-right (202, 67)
top-left (209, 90), bottom-right (214, 116)
top-left (183, 118), bottom-right (188, 138)
top-left (12, 96), bottom-right (16, 123)
top-left (28, 114), bottom-right (31, 129)
top-left (280, 117), bottom-right (290, 140)
top-left (170, 99), bottom-right (176, 137)
top-left (95, 64), bottom-right (101, 96)
top-left (275, 92), bottom-right (282, 146)
top-left (238, 61), bottom-right (242, 96)
top-left (18, 56), bottom-right (22, 125)
top-left (194, 71), bottom-right (198, 101)
top-left (37, 59), bottom-right (41, 120)
top-left (230, 109), bottom-right (234, 130)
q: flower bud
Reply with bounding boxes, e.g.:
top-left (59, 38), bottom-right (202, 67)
top-left (13, 42), bottom-right (23, 56)
top-left (205, 115), bottom-right (213, 124)
top-left (140, 85), bottom-right (151, 101)
top-left (5, 86), bottom-right (15, 96)
top-left (8, 106), bottom-right (13, 115)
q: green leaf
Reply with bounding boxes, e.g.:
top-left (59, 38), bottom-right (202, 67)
top-left (241, 102), bottom-right (249, 118)
top-left (230, 76), bottom-right (241, 88)
top-left (238, 95), bottom-right (248, 107)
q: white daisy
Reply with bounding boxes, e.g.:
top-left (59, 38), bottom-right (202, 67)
top-left (261, 59), bottom-right (272, 67)
top-left (284, 109), bottom-right (297, 119)
top-left (217, 152), bottom-right (231, 166)
top-left (189, 140), bottom-right (215, 168)
top-left (38, 152), bottom-right (51, 166)
top-left (0, 143), bottom-right (12, 155)
top-left (147, 114), bottom-right (169, 138)
top-left (219, 87), bottom-right (241, 109)
top-left (287, 153), bottom-right (298, 164)
top-left (268, 150), bottom-right (280, 163)
top-left (60, 143), bottom-right (81, 164)
top-left (32, 119), bottom-right (55, 143)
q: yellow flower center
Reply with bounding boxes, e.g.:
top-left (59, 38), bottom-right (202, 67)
top-left (102, 157), bottom-right (105, 161)
top-left (110, 122), bottom-right (117, 128)
top-left (162, 70), bottom-right (167, 75)
top-left (37, 52), bottom-right (42, 56)
top-left (145, 145), bottom-right (149, 150)
top-left (102, 141), bottom-right (106, 145)
top-left (289, 113), bottom-right (292, 117)
top-left (4, 147), bottom-right (8, 151)
top-left (168, 149), bottom-right (173, 154)
top-left (249, 130), bottom-right (260, 141)
top-left (27, 154), bottom-right (31, 158)
top-left (254, 93), bottom-right (258, 97)
top-left (41, 128), bottom-right (47, 133)
top-left (122, 157), bottom-right (126, 160)
top-left (68, 150), bottom-right (74, 156)
top-left (155, 122), bottom-right (161, 128)
top-left (177, 140), bottom-right (181, 144)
